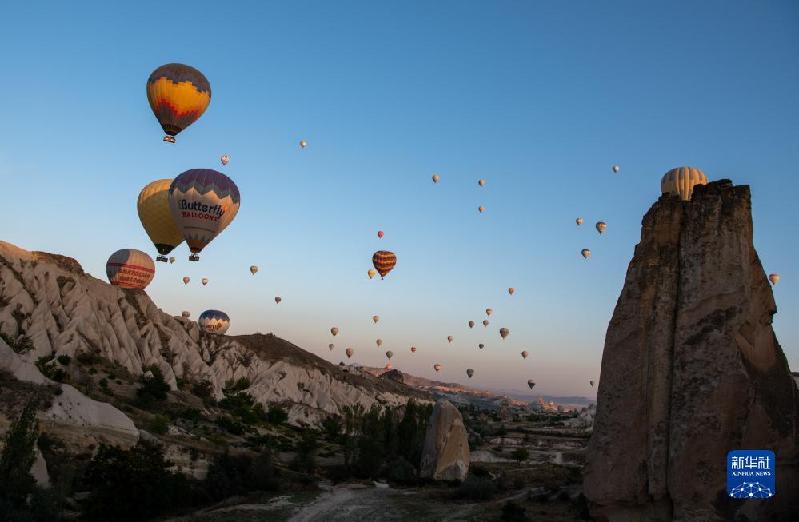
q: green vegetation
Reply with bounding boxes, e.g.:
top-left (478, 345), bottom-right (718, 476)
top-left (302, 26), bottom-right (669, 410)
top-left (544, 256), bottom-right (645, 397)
top-left (55, 355), bottom-right (71, 366)
top-left (135, 366), bottom-right (170, 407)
top-left (0, 332), bottom-right (34, 354)
top-left (35, 355), bottom-right (66, 382)
top-left (511, 448), bottom-right (530, 463)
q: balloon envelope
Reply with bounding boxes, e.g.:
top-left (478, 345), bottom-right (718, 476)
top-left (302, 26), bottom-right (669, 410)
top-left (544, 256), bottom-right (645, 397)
top-left (478, 343), bottom-right (485, 349)
top-left (576, 217), bottom-right (584, 226)
top-left (274, 296), bottom-right (282, 304)
top-left (385, 351), bottom-right (393, 359)
top-left (250, 265), bottom-right (258, 275)
top-left (346, 348), bottom-right (354, 358)
top-left (201, 278), bottom-right (208, 286)
top-left (527, 380), bottom-right (536, 389)
top-left (468, 320), bottom-right (475, 328)
top-left (372, 251), bottom-right (397, 279)
top-left (138, 179), bottom-right (183, 261)
top-left (220, 154), bottom-right (230, 166)
top-left (447, 336), bottom-right (454, 343)
top-left (661, 166), bottom-right (708, 201)
top-left (368, 269), bottom-right (377, 279)
top-left (410, 346), bottom-right (417, 353)
top-left (466, 369), bottom-right (474, 378)
top-left (146, 63), bottom-right (211, 142)
top-left (483, 320), bottom-right (490, 327)
top-left (521, 351), bottom-right (528, 359)
top-left (508, 287), bottom-right (515, 295)
top-left (581, 249), bottom-right (591, 259)
top-left (478, 179), bottom-right (486, 187)
top-left (376, 339), bottom-right (383, 347)
top-left (433, 364), bottom-right (442, 372)
top-left (432, 174), bottom-right (440, 183)
top-left (596, 221), bottom-right (607, 234)
top-left (372, 315), bottom-right (380, 324)
top-left (329, 344), bottom-right (335, 351)
top-left (106, 249), bottom-right (155, 290)
top-left (486, 308), bottom-right (493, 316)
top-left (499, 328), bottom-right (510, 340)
top-left (377, 230), bottom-right (384, 239)
top-left (769, 273), bottom-right (780, 285)
top-left (198, 309), bottom-right (230, 334)
top-left (330, 327), bottom-right (339, 336)
top-left (182, 276), bottom-right (190, 285)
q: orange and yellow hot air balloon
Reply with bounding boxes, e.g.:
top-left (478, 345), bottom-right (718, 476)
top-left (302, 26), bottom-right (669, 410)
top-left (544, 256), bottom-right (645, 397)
top-left (146, 63), bottom-right (211, 143)
top-left (372, 250), bottom-right (397, 279)
top-left (138, 179), bottom-right (184, 262)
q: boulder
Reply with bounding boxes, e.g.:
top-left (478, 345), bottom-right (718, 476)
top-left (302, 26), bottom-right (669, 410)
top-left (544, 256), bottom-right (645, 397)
top-left (420, 399), bottom-right (470, 481)
top-left (584, 181), bottom-right (799, 521)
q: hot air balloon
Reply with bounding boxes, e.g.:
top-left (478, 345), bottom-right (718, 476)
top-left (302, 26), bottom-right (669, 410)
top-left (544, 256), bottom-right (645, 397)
top-left (499, 328), bottom-right (510, 340)
top-left (478, 343), bottom-right (485, 349)
top-left (181, 311), bottom-right (190, 318)
top-left (169, 169), bottom-right (240, 261)
top-left (106, 249), bottom-right (155, 290)
top-left (372, 315), bottom-right (380, 324)
top-left (527, 380), bottom-right (535, 390)
top-left (299, 139), bottom-right (308, 149)
top-left (182, 276), bottom-right (190, 285)
top-left (329, 344), bottom-right (335, 351)
top-left (250, 265), bottom-right (258, 275)
top-left (483, 320), bottom-right (490, 327)
top-left (169, 257), bottom-right (175, 264)
top-left (376, 339), bottom-right (383, 347)
top-left (447, 336), bottom-right (454, 343)
top-left (385, 362), bottom-right (393, 370)
top-left (201, 278), bottom-right (208, 286)
top-left (432, 174), bottom-right (440, 183)
top-left (146, 63), bottom-right (211, 143)
top-left (661, 166), bottom-right (708, 201)
top-left (198, 309), bottom-right (230, 335)
top-left (368, 269), bottom-right (377, 279)
top-left (274, 296), bottom-right (282, 304)
top-left (346, 348), bottom-right (354, 358)
top-left (138, 179), bottom-right (184, 262)
top-left (410, 346), bottom-right (417, 353)
top-left (433, 364), bottom-right (442, 373)
top-left (612, 165), bottom-right (620, 173)
top-left (478, 206), bottom-right (486, 213)
top-left (521, 351), bottom-right (528, 359)
top-left (581, 249), bottom-right (591, 260)
top-left (478, 179), bottom-right (486, 187)
top-left (385, 350), bottom-right (393, 360)
top-left (589, 380), bottom-right (595, 387)
top-left (769, 273), bottom-right (780, 285)
top-left (596, 221), bottom-right (607, 234)
top-left (576, 217), bottom-right (584, 226)
top-left (508, 287), bottom-right (515, 296)
top-left (377, 230), bottom-right (384, 239)
top-left (486, 308), bottom-right (493, 316)
top-left (220, 154), bottom-right (230, 166)
top-left (468, 320), bottom-right (475, 329)
top-left (466, 369), bottom-right (474, 378)
top-left (372, 251), bottom-right (397, 279)
top-left (330, 327), bottom-right (339, 336)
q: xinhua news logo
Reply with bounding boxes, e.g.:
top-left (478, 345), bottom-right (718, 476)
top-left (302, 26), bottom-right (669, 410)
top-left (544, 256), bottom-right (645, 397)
top-left (727, 450), bottom-right (775, 499)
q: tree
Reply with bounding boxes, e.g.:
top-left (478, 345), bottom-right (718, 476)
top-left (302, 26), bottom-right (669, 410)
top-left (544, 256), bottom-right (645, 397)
top-left (266, 405), bottom-right (288, 425)
top-left (135, 366), bottom-right (170, 407)
top-left (292, 432), bottom-right (318, 474)
top-left (511, 448), bottom-right (529, 464)
top-left (0, 400), bottom-right (38, 507)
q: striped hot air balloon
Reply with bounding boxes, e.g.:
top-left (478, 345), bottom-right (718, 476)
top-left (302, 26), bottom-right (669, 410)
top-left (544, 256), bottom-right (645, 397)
top-left (410, 346), bottom-right (417, 353)
top-left (138, 179), bottom-right (183, 262)
top-left (169, 169), bottom-right (240, 261)
top-left (106, 249), bottom-right (155, 290)
top-left (661, 166), bottom-right (708, 201)
top-left (146, 63), bottom-right (211, 143)
top-left (198, 309), bottom-right (230, 335)
top-left (372, 251), bottom-right (397, 279)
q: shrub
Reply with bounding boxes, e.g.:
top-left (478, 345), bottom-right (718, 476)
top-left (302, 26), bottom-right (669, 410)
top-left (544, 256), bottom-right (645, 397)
top-left (215, 416), bottom-right (246, 436)
top-left (291, 432), bottom-right (318, 474)
top-left (56, 355), bottom-right (71, 366)
top-left (456, 475), bottom-right (497, 501)
top-left (0, 333), bottom-right (34, 354)
top-left (501, 501), bottom-right (528, 521)
top-left (321, 415), bottom-right (342, 441)
top-left (98, 378), bottom-right (112, 395)
top-left (191, 379), bottom-right (214, 402)
top-left (511, 448), bottom-right (530, 463)
top-left (0, 401), bottom-right (38, 507)
top-left (136, 367), bottom-right (170, 407)
top-left (147, 415), bottom-right (169, 435)
top-left (204, 451), bottom-right (276, 502)
top-left (385, 457), bottom-right (417, 485)
top-left (266, 405), bottom-right (289, 425)
top-left (76, 351), bottom-right (101, 365)
top-left (35, 356), bottom-right (66, 382)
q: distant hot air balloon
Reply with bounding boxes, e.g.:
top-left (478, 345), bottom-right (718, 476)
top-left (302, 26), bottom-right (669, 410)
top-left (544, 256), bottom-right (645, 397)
top-left (274, 296), bottom-right (282, 304)
top-left (146, 63), bottom-right (211, 143)
top-left (486, 308), bottom-right (493, 316)
top-left (346, 348), bottom-right (354, 358)
top-left (169, 169), bottom-right (240, 261)
top-left (466, 368), bottom-right (474, 378)
top-left (410, 346), bottom-right (417, 353)
top-left (508, 287), bottom-right (515, 296)
top-left (182, 276), bottom-right (190, 285)
top-left (581, 249), bottom-right (591, 259)
top-left (181, 311), bottom-right (190, 318)
top-left (612, 165), bottom-right (620, 173)
top-left (372, 315), bottom-right (380, 324)
top-left (433, 364), bottom-right (442, 373)
top-left (468, 320), bottom-right (475, 329)
top-left (478, 206), bottom-right (486, 213)
top-left (661, 166), bottom-right (708, 201)
top-left (250, 265), bottom-right (258, 275)
top-left (330, 327), bottom-right (339, 336)
top-left (329, 344), bottom-right (335, 351)
top-left (447, 336), bottom-right (454, 344)
top-left (138, 179), bottom-right (184, 262)
top-left (385, 362), bottom-right (393, 370)
top-left (432, 174), bottom-right (440, 183)
top-left (769, 273), bottom-right (780, 285)
top-left (478, 343), bottom-right (485, 349)
top-left (521, 351), bottom-right (529, 359)
top-left (527, 380), bottom-right (536, 390)
top-left (198, 309), bottom-right (230, 335)
top-left (372, 251), bottom-right (397, 279)
top-left (220, 154), bottom-right (230, 166)
top-left (483, 320), bottom-right (490, 327)
top-left (376, 338), bottom-right (383, 347)
top-left (478, 179), bottom-right (486, 187)
top-left (499, 328), bottom-right (510, 340)
top-left (385, 350), bottom-right (393, 360)
top-left (368, 269), bottom-right (378, 279)
top-left (576, 217), bottom-right (584, 226)
top-left (589, 380), bottom-right (595, 387)
top-left (201, 277), bottom-right (208, 286)
top-left (169, 257), bottom-right (175, 264)
top-left (596, 221), bottom-right (607, 234)
top-left (299, 139), bottom-right (308, 149)
top-left (106, 249), bottom-right (155, 290)
top-left (377, 230), bottom-right (384, 239)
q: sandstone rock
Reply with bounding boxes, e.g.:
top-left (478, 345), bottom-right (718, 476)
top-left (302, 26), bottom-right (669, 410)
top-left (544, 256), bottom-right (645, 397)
top-left (584, 180), bottom-right (799, 521)
top-left (380, 369), bottom-right (404, 384)
top-left (420, 399), bottom-right (470, 481)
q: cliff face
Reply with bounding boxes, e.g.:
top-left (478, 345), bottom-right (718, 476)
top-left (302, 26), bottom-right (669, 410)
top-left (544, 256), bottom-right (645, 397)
top-left (584, 180), bottom-right (799, 521)
top-left (0, 241), bottom-right (427, 428)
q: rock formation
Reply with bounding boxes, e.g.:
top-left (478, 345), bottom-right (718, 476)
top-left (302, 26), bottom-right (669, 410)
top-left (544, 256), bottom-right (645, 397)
top-left (420, 399), bottom-right (470, 481)
top-left (584, 180), bottom-right (799, 521)
top-left (380, 369), bottom-right (404, 384)
top-left (0, 241), bottom-right (427, 428)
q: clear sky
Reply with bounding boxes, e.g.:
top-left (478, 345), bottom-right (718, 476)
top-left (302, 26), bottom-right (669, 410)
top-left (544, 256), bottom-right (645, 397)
top-left (1, 1), bottom-right (797, 397)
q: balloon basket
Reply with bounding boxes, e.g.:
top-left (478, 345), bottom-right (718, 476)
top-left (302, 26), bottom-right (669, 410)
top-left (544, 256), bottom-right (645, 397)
top-left (163, 135), bottom-right (176, 143)
top-left (189, 254), bottom-right (199, 262)
top-left (156, 256), bottom-right (168, 262)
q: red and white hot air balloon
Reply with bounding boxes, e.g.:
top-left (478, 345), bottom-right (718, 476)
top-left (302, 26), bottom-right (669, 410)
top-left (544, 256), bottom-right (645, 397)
top-left (106, 249), bottom-right (155, 290)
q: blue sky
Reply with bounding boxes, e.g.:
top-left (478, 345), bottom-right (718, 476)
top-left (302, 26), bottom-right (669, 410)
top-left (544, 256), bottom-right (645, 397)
top-left (1, 1), bottom-right (797, 396)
